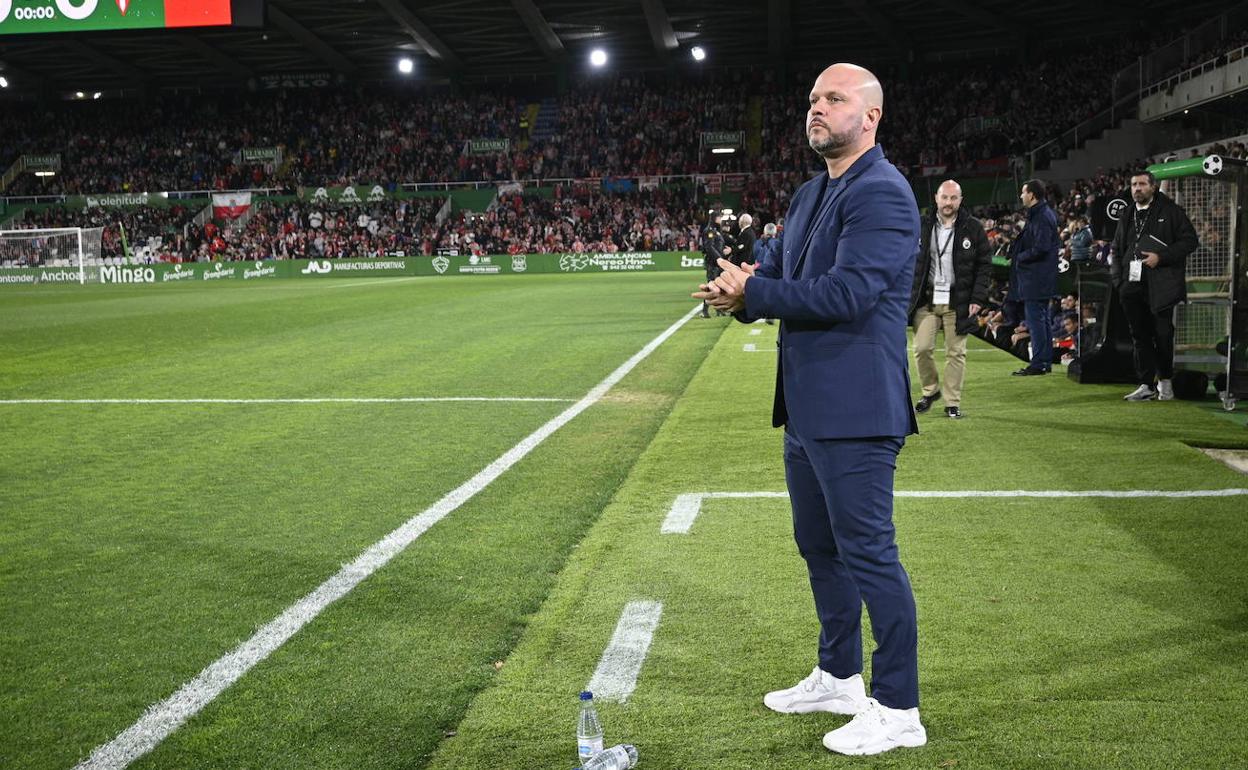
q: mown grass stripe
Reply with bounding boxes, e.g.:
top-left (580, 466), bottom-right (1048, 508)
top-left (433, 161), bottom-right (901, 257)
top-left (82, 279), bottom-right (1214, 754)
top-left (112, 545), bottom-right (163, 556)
top-left (73, 303), bottom-right (703, 770)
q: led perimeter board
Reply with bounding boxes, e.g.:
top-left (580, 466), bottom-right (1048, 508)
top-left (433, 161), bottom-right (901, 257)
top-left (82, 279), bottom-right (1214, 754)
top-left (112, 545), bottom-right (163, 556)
top-left (0, 0), bottom-right (263, 34)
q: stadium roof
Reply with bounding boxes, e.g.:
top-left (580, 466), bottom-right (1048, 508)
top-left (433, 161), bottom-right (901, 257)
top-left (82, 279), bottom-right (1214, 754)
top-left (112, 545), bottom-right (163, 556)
top-left (0, 0), bottom-right (1236, 95)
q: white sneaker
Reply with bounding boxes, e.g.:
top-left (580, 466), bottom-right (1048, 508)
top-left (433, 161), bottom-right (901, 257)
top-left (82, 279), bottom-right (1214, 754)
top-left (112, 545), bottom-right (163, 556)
top-left (1124, 384), bottom-right (1156, 401)
top-left (763, 666), bottom-right (868, 715)
top-left (822, 697), bottom-right (927, 756)
top-left (1157, 379), bottom-right (1175, 401)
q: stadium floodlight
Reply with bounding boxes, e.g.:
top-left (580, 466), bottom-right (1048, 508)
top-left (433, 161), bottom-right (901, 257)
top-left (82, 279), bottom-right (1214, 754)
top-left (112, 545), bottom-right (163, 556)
top-left (397, 57), bottom-right (414, 75)
top-left (711, 147), bottom-right (735, 154)
top-left (75, 91), bottom-right (84, 99)
top-left (589, 48), bottom-right (608, 67)
top-left (92, 92), bottom-right (102, 100)
top-left (691, 46), bottom-right (706, 62)
top-left (0, 76), bottom-right (9, 88)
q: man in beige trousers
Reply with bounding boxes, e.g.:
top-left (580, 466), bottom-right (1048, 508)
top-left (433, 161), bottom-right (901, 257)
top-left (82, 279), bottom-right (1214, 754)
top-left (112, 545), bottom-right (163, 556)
top-left (909, 180), bottom-right (992, 419)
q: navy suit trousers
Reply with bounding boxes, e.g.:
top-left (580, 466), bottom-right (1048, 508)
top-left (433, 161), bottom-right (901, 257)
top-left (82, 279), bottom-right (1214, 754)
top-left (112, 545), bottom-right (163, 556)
top-left (783, 430), bottom-right (919, 709)
top-left (1023, 299), bottom-right (1053, 370)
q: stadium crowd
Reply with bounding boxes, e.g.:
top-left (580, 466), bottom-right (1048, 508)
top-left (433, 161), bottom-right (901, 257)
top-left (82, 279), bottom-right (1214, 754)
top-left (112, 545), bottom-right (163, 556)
top-left (0, 40), bottom-right (1170, 198)
top-left (61, 184), bottom-right (708, 262)
top-left (18, 202), bottom-right (197, 259)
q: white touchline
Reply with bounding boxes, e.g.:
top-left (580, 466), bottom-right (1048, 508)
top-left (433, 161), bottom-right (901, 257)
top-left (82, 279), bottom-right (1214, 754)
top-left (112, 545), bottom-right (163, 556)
top-left (73, 303), bottom-right (704, 770)
top-left (1, 397), bottom-right (574, 405)
top-left (586, 600), bottom-right (663, 703)
top-left (661, 489), bottom-right (1248, 534)
top-left (325, 276), bottom-right (427, 289)
top-left (742, 343), bottom-right (757, 352)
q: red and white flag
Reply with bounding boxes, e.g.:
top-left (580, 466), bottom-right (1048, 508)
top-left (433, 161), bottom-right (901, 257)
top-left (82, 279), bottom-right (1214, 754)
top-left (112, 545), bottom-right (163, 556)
top-left (212, 192), bottom-right (252, 220)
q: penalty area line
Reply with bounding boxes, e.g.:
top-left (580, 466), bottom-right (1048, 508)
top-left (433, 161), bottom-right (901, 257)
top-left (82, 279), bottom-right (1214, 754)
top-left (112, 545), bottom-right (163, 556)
top-left (587, 600), bottom-right (663, 703)
top-left (661, 488), bottom-right (1248, 534)
top-left (73, 303), bottom-right (704, 770)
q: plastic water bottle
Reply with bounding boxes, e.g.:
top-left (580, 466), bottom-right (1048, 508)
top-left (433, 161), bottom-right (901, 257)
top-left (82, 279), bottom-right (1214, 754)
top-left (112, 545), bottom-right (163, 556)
top-left (576, 691), bottom-right (604, 762)
top-left (580, 744), bottom-right (639, 770)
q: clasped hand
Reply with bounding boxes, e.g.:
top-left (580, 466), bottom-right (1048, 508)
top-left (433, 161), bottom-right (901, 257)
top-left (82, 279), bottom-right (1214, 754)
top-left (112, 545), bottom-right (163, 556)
top-left (691, 258), bottom-right (755, 313)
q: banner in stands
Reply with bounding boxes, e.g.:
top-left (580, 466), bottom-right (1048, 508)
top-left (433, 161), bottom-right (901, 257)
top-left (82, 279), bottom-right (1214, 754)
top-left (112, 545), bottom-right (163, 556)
top-left (22, 154), bottom-right (62, 172)
top-left (465, 139), bottom-right (510, 156)
top-left (298, 185), bottom-right (393, 204)
top-left (259, 72), bottom-right (335, 90)
top-left (71, 192), bottom-right (159, 208)
top-left (212, 192), bottom-right (252, 220)
top-left (0, 0), bottom-right (252, 35)
top-left (0, 252), bottom-right (704, 287)
top-left (701, 131), bottom-right (744, 150)
top-left (240, 148), bottom-right (282, 164)
top-left (59, 192), bottom-right (206, 209)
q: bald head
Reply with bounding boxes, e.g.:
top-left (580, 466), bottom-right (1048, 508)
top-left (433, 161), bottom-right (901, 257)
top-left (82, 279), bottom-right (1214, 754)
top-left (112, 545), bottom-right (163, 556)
top-left (935, 178), bottom-right (963, 222)
top-left (824, 62), bottom-right (883, 111)
top-left (806, 63), bottom-right (884, 169)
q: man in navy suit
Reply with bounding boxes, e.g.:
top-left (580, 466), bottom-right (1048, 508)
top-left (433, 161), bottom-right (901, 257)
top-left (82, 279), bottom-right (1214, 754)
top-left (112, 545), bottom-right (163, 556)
top-left (1007, 179), bottom-right (1060, 376)
top-left (695, 63), bottom-right (925, 756)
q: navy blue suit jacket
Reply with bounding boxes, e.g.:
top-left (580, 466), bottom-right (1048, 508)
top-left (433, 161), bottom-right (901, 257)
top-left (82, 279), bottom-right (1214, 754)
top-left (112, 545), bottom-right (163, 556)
top-left (1007, 200), bottom-right (1059, 301)
top-left (739, 145), bottom-right (920, 439)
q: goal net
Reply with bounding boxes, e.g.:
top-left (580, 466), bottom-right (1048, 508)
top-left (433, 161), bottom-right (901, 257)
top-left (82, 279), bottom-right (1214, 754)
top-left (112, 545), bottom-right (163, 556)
top-left (0, 227), bottom-right (104, 284)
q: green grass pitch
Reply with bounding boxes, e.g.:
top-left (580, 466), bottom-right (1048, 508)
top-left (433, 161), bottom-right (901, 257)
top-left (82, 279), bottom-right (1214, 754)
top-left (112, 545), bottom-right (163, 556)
top-left (2, 273), bottom-right (1246, 769)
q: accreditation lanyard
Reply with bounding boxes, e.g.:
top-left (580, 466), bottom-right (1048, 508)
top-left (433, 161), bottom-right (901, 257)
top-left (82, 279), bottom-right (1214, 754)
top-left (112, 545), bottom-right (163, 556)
top-left (932, 223), bottom-right (954, 303)
top-left (1127, 206), bottom-right (1154, 282)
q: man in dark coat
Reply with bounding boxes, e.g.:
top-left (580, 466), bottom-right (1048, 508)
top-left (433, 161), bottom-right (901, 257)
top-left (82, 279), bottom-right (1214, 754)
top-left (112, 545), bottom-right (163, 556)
top-left (908, 179), bottom-right (992, 418)
top-left (1109, 170), bottom-right (1200, 401)
top-left (754, 222), bottom-right (778, 266)
top-left (1007, 179), bottom-right (1060, 376)
top-left (700, 217), bottom-right (730, 318)
top-left (735, 213), bottom-right (758, 267)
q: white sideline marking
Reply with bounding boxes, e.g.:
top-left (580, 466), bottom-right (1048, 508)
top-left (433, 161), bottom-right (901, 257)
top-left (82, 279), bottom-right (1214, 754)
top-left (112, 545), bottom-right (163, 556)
top-left (586, 600), bottom-right (663, 703)
top-left (1, 397), bottom-right (573, 405)
top-left (749, 328), bottom-right (762, 336)
top-left (74, 304), bottom-right (703, 770)
top-left (906, 347), bottom-right (1001, 354)
top-left (742, 343), bottom-right (757, 352)
top-left (661, 489), bottom-right (1248, 534)
top-left (326, 276), bottom-right (426, 289)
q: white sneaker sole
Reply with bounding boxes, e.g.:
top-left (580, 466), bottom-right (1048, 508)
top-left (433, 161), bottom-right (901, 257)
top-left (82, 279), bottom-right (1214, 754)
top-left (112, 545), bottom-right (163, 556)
top-left (823, 729), bottom-right (927, 755)
top-left (763, 695), bottom-right (865, 715)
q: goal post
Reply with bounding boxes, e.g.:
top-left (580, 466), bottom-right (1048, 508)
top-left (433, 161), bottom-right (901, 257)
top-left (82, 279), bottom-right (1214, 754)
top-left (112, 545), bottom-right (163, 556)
top-left (0, 227), bottom-right (104, 284)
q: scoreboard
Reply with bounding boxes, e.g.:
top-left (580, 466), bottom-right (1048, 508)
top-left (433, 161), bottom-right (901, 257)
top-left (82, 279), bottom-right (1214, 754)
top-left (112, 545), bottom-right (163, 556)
top-left (0, 0), bottom-right (263, 34)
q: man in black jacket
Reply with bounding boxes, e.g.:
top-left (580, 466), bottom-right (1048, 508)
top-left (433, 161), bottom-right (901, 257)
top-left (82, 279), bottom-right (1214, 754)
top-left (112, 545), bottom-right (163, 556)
top-left (700, 216), bottom-right (731, 318)
top-left (734, 213), bottom-right (757, 267)
top-left (908, 180), bottom-right (992, 419)
top-left (1109, 170), bottom-right (1200, 401)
